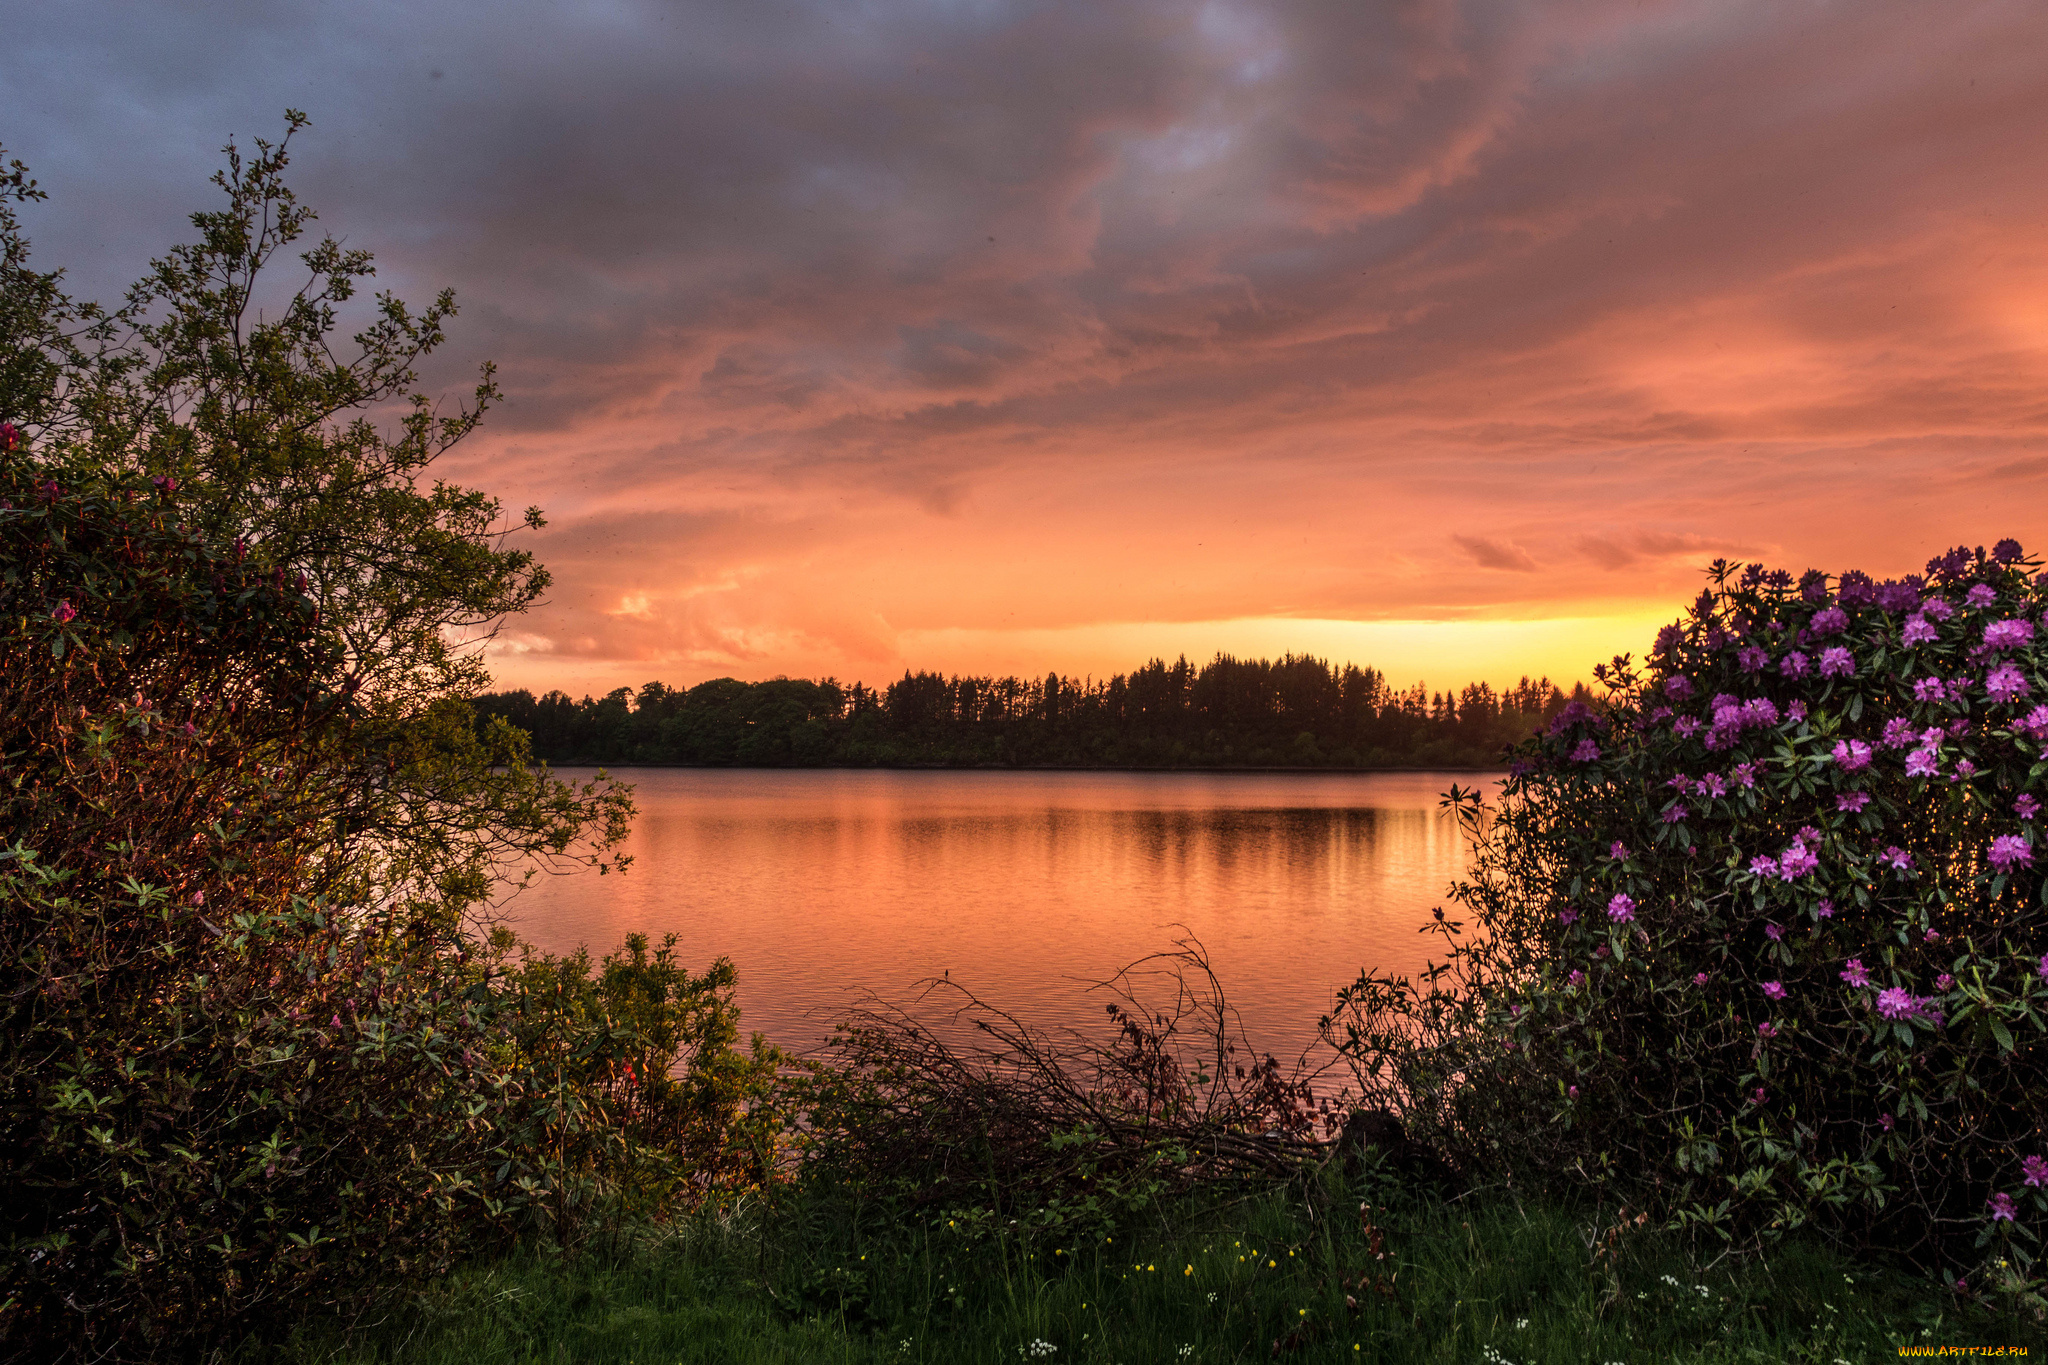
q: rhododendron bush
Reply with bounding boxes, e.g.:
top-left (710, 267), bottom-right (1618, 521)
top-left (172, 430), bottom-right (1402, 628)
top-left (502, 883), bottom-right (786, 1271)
top-left (1329, 545), bottom-right (2047, 1282)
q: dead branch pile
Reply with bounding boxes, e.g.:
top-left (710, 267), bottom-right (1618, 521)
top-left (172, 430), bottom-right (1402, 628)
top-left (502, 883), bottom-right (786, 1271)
top-left (797, 935), bottom-right (1355, 1213)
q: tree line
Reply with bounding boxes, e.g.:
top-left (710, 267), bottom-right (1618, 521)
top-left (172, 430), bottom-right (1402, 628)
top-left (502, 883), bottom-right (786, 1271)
top-left (472, 655), bottom-right (1591, 769)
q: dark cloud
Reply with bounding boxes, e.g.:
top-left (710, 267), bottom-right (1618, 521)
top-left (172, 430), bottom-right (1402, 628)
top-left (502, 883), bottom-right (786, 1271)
top-left (10, 0), bottom-right (2048, 687)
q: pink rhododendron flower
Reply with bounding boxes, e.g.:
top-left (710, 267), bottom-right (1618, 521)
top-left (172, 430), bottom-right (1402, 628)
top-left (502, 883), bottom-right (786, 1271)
top-left (1816, 899), bottom-right (1835, 918)
top-left (2018, 793), bottom-right (2041, 819)
top-left (1951, 759), bottom-right (1977, 782)
top-left (1778, 842), bottom-right (1819, 878)
top-left (1738, 645), bottom-right (1769, 671)
top-left (1968, 584), bottom-right (2000, 608)
top-left (1694, 972), bottom-right (1709, 985)
top-left (1837, 791), bottom-right (1871, 813)
top-left (1987, 664), bottom-right (2031, 704)
top-left (1607, 893), bottom-right (1636, 923)
top-left (1765, 923), bottom-right (1784, 941)
top-left (1989, 834), bottom-right (2034, 871)
top-left (1818, 646), bottom-right (1855, 678)
top-left (1832, 739), bottom-right (1872, 771)
top-left (1880, 1112), bottom-right (1895, 1131)
top-left (1810, 606), bottom-right (1849, 636)
top-left (1780, 651), bottom-right (1810, 678)
top-left (1905, 748), bottom-right (1941, 778)
top-left (1664, 675), bottom-right (1694, 700)
top-left (2019, 708), bottom-right (2048, 741)
top-left (1922, 596), bottom-right (1955, 621)
top-left (1935, 973), bottom-right (1954, 992)
top-left (2024, 1155), bottom-right (2048, 1188)
top-left (1881, 717), bottom-right (1917, 748)
top-left (1567, 969), bottom-right (1585, 985)
top-left (1557, 907), bottom-right (1578, 926)
top-left (1748, 855), bottom-right (1779, 877)
top-left (1875, 987), bottom-right (1926, 1020)
top-left (51, 600), bottom-right (77, 624)
top-left (1663, 804), bottom-right (1689, 824)
top-left (1672, 717), bottom-right (1700, 737)
top-left (1902, 615), bottom-right (1939, 646)
top-left (1884, 846), bottom-right (1914, 870)
top-left (1840, 959), bottom-right (1870, 987)
top-left (1571, 738), bottom-right (1600, 762)
top-left (1984, 618), bottom-right (2035, 651)
top-left (1762, 981), bottom-right (1787, 1001)
top-left (1990, 1192), bottom-right (2017, 1222)
top-left (1757, 1021), bottom-right (1779, 1038)
top-left (1913, 676), bottom-right (1954, 703)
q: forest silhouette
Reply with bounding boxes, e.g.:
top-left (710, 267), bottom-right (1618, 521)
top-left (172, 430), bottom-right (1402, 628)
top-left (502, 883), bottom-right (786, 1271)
top-left (474, 653), bottom-right (1590, 768)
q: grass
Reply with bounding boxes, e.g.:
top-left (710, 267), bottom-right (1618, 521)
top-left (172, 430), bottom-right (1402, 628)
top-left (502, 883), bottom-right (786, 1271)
top-left (285, 1165), bottom-right (2046, 1364)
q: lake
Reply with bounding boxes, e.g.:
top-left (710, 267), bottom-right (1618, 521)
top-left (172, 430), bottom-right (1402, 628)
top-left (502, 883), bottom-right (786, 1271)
top-left (503, 769), bottom-right (1496, 1059)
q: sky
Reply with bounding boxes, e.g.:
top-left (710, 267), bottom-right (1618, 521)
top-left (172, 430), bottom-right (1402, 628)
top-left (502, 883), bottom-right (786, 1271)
top-left (11, 0), bottom-right (2048, 700)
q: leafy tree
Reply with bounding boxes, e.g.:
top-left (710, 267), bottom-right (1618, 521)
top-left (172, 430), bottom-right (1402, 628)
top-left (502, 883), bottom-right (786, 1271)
top-left (1, 113), bottom-right (631, 927)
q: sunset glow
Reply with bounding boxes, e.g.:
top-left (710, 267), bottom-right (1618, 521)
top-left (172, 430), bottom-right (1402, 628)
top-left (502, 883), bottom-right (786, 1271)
top-left (15, 1), bottom-right (2048, 697)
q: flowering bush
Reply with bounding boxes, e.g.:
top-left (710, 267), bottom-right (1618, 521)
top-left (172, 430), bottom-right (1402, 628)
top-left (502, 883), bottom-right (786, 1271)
top-left (1329, 545), bottom-right (2047, 1282)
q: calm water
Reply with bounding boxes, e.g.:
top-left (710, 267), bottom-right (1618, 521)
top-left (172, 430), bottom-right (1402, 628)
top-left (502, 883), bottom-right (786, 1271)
top-left (504, 769), bottom-right (1495, 1057)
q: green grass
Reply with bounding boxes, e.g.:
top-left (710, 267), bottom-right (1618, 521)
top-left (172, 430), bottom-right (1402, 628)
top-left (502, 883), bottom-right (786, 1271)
top-left (287, 1172), bottom-right (2046, 1364)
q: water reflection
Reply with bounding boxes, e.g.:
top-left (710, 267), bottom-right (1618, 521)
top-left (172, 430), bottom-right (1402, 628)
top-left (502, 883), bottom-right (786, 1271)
top-left (505, 769), bottom-right (1494, 1056)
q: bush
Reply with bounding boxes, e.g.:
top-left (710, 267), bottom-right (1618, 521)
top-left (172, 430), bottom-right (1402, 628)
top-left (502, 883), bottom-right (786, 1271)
top-left (0, 465), bottom-right (777, 1363)
top-left (1330, 545), bottom-right (2048, 1294)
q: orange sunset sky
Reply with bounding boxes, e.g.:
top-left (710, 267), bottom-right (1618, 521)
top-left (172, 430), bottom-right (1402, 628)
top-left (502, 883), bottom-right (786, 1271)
top-left (15, 1), bottom-right (2048, 699)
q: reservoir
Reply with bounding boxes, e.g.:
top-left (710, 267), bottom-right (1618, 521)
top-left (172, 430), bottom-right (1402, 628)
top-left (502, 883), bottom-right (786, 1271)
top-left (504, 768), bottom-right (1497, 1059)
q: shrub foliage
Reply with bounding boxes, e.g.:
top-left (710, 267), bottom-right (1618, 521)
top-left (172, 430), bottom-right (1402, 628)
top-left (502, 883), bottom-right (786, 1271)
top-left (1332, 547), bottom-right (2048, 1287)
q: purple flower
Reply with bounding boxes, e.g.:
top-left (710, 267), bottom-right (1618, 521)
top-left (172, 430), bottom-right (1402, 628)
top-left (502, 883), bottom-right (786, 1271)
top-left (1609, 841), bottom-right (1630, 860)
top-left (1935, 973), bottom-right (1954, 992)
top-left (1733, 762), bottom-right (1759, 788)
top-left (1840, 958), bottom-right (1870, 987)
top-left (1738, 645), bottom-right (1769, 672)
top-left (1816, 898), bottom-right (1835, 918)
top-left (1875, 987), bottom-right (1918, 1020)
top-left (1837, 791), bottom-right (1871, 813)
top-left (1832, 739), bottom-right (1872, 772)
top-left (1923, 595), bottom-right (1956, 621)
top-left (1568, 1084), bottom-right (1580, 1098)
top-left (1571, 737), bottom-right (1600, 762)
top-left (1778, 842), bottom-right (1819, 878)
top-left (1664, 675), bottom-right (1695, 700)
top-left (2040, 954), bottom-right (2048, 982)
top-left (1985, 618), bottom-right (2035, 651)
top-left (2024, 1155), bottom-right (2048, 1189)
top-left (1744, 697), bottom-right (1781, 727)
top-left (1990, 1192), bottom-right (2017, 1223)
top-left (1989, 834), bottom-right (2034, 871)
top-left (1607, 893), bottom-right (1636, 923)
top-left (1787, 700), bottom-right (1807, 722)
top-left (1987, 664), bottom-right (2031, 704)
top-left (1594, 944), bottom-right (1610, 959)
top-left (1995, 538), bottom-right (2025, 563)
top-left (1880, 1112), bottom-right (1895, 1131)
top-left (1881, 717), bottom-right (1917, 747)
top-left (1969, 583), bottom-right (2000, 609)
top-left (1765, 923), bottom-right (1784, 941)
top-left (1906, 748), bottom-right (1941, 778)
top-left (1699, 772), bottom-right (1727, 798)
top-left (1558, 907), bottom-right (1579, 926)
top-left (2022, 706), bottom-right (2048, 741)
top-left (1567, 968), bottom-right (1585, 985)
top-left (1694, 971), bottom-right (1710, 985)
top-left (1762, 981), bottom-right (1787, 1001)
top-left (1913, 676), bottom-right (1954, 703)
top-left (1749, 854), bottom-right (1780, 878)
top-left (1780, 651), bottom-right (1810, 678)
top-left (1902, 615), bottom-right (1939, 646)
top-left (51, 600), bottom-right (77, 624)
top-left (1951, 759), bottom-right (1978, 783)
top-left (1818, 646), bottom-right (1855, 679)
top-left (1663, 803), bottom-right (1689, 824)
top-left (1751, 1086), bottom-right (1768, 1105)
top-left (2018, 794), bottom-right (2041, 820)
top-left (1757, 1020), bottom-right (1779, 1038)
top-left (1674, 716), bottom-right (1701, 737)
top-left (1810, 606), bottom-right (1849, 637)
top-left (1883, 845), bottom-right (1914, 870)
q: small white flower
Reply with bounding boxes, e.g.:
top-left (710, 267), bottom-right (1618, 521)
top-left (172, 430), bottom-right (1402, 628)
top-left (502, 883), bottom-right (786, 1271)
top-left (1515, 1318), bottom-right (1529, 1329)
